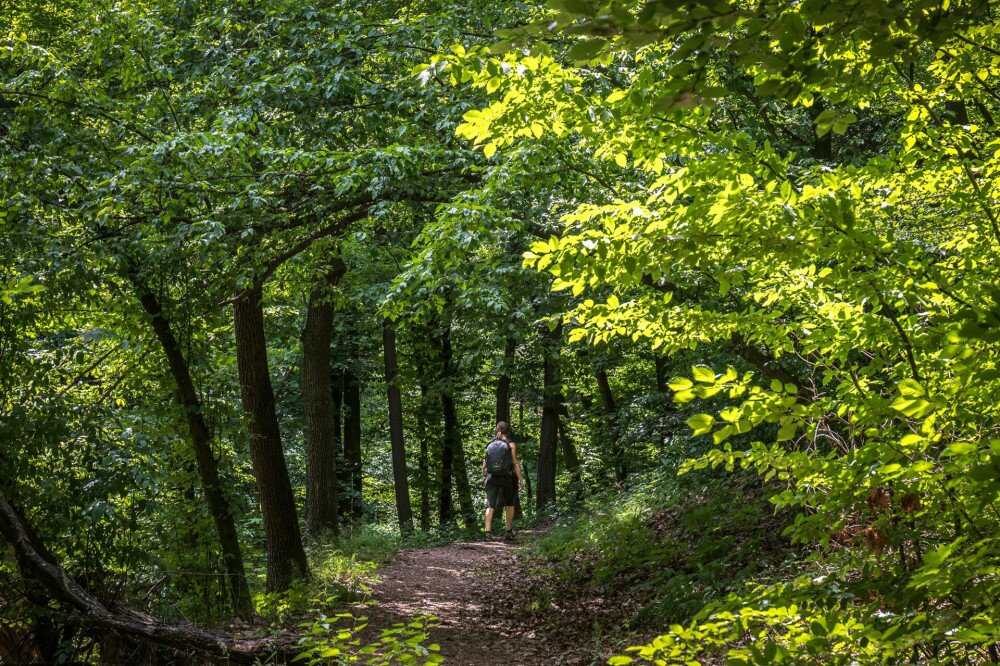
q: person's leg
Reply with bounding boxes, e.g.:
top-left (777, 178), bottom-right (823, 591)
top-left (485, 481), bottom-right (499, 534)
top-left (504, 505), bottom-right (514, 530)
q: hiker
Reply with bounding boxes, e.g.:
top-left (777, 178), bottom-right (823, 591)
top-left (482, 420), bottom-right (524, 541)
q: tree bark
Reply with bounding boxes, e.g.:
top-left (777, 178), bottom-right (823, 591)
top-left (437, 325), bottom-right (475, 528)
top-left (436, 386), bottom-right (454, 527)
top-left (233, 286), bottom-right (308, 591)
top-left (344, 367), bottom-right (363, 523)
top-left (128, 273), bottom-right (253, 618)
top-left (519, 399), bottom-right (532, 501)
top-left (536, 323), bottom-right (561, 510)
top-left (302, 261), bottom-right (346, 539)
top-left (331, 369), bottom-right (350, 523)
top-left (495, 336), bottom-right (516, 425)
top-left (654, 355), bottom-right (669, 395)
top-left (383, 319), bottom-right (413, 534)
top-left (430, 325), bottom-right (454, 526)
top-left (417, 382), bottom-right (431, 531)
top-left (559, 403), bottom-right (583, 491)
top-left (594, 367), bottom-right (626, 484)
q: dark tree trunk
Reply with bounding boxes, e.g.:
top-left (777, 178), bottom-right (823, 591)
top-left (594, 367), bottom-right (627, 484)
top-left (519, 400), bottom-right (532, 501)
top-left (654, 355), bottom-right (669, 394)
top-left (343, 367), bottom-right (363, 523)
top-left (233, 286), bottom-right (308, 592)
top-left (437, 397), bottom-right (454, 526)
top-left (495, 337), bottom-right (516, 425)
top-left (536, 324), bottom-right (561, 510)
top-left (444, 391), bottom-right (475, 529)
top-left (431, 325), bottom-right (454, 526)
top-left (129, 273), bottom-right (254, 618)
top-left (383, 320), bottom-right (413, 534)
top-left (302, 261), bottom-right (346, 539)
top-left (594, 369), bottom-right (618, 413)
top-left (417, 383), bottom-right (431, 531)
top-left (16, 549), bottom-right (71, 663)
top-left (331, 370), bottom-right (349, 522)
top-left (436, 325), bottom-right (475, 528)
top-left (559, 403), bottom-right (583, 490)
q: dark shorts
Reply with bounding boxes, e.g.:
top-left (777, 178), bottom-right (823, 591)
top-left (485, 475), bottom-right (515, 509)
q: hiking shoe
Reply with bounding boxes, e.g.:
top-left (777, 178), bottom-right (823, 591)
top-left (483, 532), bottom-right (495, 541)
top-left (503, 530), bottom-right (515, 542)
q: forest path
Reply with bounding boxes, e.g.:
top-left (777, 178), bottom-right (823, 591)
top-left (359, 531), bottom-right (594, 666)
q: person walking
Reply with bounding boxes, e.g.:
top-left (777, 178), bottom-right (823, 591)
top-left (482, 420), bottom-right (524, 541)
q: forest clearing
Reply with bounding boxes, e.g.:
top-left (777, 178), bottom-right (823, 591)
top-left (5, 0), bottom-right (1000, 664)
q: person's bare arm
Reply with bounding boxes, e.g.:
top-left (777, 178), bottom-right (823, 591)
top-left (510, 443), bottom-right (525, 489)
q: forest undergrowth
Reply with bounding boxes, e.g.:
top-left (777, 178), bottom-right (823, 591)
top-left (483, 470), bottom-right (799, 663)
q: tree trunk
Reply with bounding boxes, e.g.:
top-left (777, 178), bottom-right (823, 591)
top-left (437, 394), bottom-right (454, 526)
top-left (495, 337), bottom-right (516, 425)
top-left (129, 273), bottom-right (253, 618)
top-left (437, 325), bottom-right (475, 528)
top-left (417, 382), bottom-right (431, 531)
top-left (559, 403), bottom-right (583, 491)
top-left (233, 286), bottom-right (308, 592)
top-left (445, 392), bottom-right (475, 529)
top-left (302, 261), bottom-right (346, 539)
top-left (343, 367), bottom-right (363, 523)
top-left (654, 355), bottom-right (669, 395)
top-left (431, 325), bottom-right (454, 526)
top-left (519, 399), bottom-right (532, 501)
top-left (594, 368), bottom-right (617, 413)
top-left (536, 323), bottom-right (561, 510)
top-left (331, 370), bottom-right (350, 523)
top-left (594, 367), bottom-right (627, 484)
top-left (383, 319), bottom-right (413, 534)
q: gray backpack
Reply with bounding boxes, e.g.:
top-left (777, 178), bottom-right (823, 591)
top-left (485, 439), bottom-right (513, 477)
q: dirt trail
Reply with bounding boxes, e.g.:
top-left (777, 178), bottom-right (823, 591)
top-left (359, 533), bottom-right (596, 666)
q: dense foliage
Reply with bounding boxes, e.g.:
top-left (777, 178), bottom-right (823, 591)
top-left (5, 0), bottom-right (1000, 664)
top-left (422, 0), bottom-right (1000, 662)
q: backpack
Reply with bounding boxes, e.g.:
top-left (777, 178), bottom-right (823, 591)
top-left (485, 439), bottom-right (514, 478)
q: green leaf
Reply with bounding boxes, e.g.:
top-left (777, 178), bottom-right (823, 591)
top-left (890, 397), bottom-right (933, 418)
top-left (777, 422), bottom-right (797, 441)
top-left (692, 365), bottom-right (716, 383)
top-left (567, 38), bottom-right (608, 63)
top-left (668, 377), bottom-right (694, 391)
top-left (687, 413), bottom-right (715, 436)
top-left (943, 441), bottom-right (976, 457)
top-left (898, 378), bottom-right (925, 398)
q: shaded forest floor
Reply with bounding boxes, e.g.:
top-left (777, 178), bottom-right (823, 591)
top-left (357, 528), bottom-right (617, 666)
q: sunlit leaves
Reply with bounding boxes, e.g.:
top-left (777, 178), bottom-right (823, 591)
top-left (450, 5), bottom-right (1000, 649)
